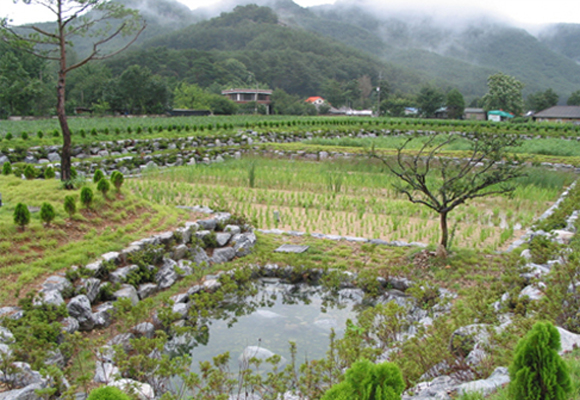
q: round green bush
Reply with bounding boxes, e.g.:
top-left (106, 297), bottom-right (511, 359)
top-left (97, 178), bottom-right (110, 197)
top-left (44, 166), bottom-right (55, 179)
top-left (509, 321), bottom-right (572, 400)
top-left (2, 162), bottom-right (11, 175)
top-left (87, 386), bottom-right (131, 400)
top-left (322, 359), bottom-right (405, 400)
top-left (80, 187), bottom-right (94, 209)
top-left (13, 203), bottom-right (31, 229)
top-left (53, 129), bottom-right (59, 137)
top-left (37, 130), bottom-right (43, 139)
top-left (63, 195), bottom-right (76, 218)
top-left (21, 132), bottom-right (28, 140)
top-left (24, 165), bottom-right (36, 180)
top-left (5, 132), bottom-right (13, 140)
top-left (93, 169), bottom-right (105, 184)
top-left (40, 202), bottom-right (56, 225)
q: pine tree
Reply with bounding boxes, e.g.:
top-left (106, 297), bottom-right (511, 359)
top-left (509, 321), bottom-right (572, 400)
top-left (322, 359), bottom-right (405, 400)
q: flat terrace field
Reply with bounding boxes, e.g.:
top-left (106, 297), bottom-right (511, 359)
top-left (130, 157), bottom-right (574, 251)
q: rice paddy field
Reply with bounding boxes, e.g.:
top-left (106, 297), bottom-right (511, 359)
top-left (129, 156), bottom-right (575, 251)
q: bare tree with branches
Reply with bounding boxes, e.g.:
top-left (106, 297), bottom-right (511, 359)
top-left (371, 131), bottom-right (525, 253)
top-left (1, 0), bottom-right (145, 187)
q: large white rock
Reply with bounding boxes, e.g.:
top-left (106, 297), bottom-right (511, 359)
top-left (109, 379), bottom-right (155, 400)
top-left (238, 346), bottom-right (287, 368)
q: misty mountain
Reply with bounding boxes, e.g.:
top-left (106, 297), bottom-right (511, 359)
top-left (305, 2), bottom-right (580, 100)
top-left (115, 4), bottom-right (428, 96)
top-left (538, 23), bottom-right (580, 64)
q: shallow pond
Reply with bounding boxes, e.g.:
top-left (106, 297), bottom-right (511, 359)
top-left (167, 278), bottom-right (372, 372)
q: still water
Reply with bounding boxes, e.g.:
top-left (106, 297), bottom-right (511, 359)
top-left (171, 278), bottom-right (371, 371)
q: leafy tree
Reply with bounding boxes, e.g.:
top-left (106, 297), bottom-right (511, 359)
top-left (106, 65), bottom-right (169, 114)
top-left (80, 187), bottom-right (94, 209)
top-left (1, 0), bottom-right (145, 186)
top-left (567, 90), bottom-right (580, 106)
top-left (446, 89), bottom-right (465, 119)
top-left (13, 203), bottom-right (30, 229)
top-left (63, 195), bottom-right (76, 218)
top-left (527, 88), bottom-right (559, 112)
top-left (509, 321), bottom-right (571, 400)
top-left (381, 95), bottom-right (414, 118)
top-left (40, 202), bottom-right (56, 226)
top-left (321, 359), bottom-right (405, 400)
top-left (271, 88), bottom-right (316, 115)
top-left (173, 83), bottom-right (237, 115)
top-left (416, 85), bottom-right (444, 118)
top-left (371, 131), bottom-right (525, 252)
top-left (482, 73), bottom-right (525, 116)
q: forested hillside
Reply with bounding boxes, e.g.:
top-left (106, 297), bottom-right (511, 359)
top-left (307, 2), bottom-right (580, 99)
top-left (4, 0), bottom-right (580, 118)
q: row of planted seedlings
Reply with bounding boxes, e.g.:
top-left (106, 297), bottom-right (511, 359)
top-left (4, 114), bottom-right (580, 148)
top-left (130, 158), bottom-right (566, 251)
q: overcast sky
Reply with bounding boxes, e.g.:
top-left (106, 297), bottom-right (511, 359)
top-left (4, 0), bottom-right (580, 26)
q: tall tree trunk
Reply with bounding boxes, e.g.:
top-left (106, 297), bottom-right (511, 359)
top-left (57, 8), bottom-right (72, 189)
top-left (57, 70), bottom-right (72, 186)
top-left (440, 211), bottom-right (449, 249)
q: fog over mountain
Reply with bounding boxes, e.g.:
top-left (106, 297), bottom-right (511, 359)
top-left (122, 0), bottom-right (580, 100)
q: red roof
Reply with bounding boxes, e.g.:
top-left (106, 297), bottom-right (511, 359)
top-left (305, 96), bottom-right (325, 103)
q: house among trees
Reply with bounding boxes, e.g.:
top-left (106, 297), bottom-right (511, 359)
top-left (305, 96), bottom-right (327, 107)
top-left (487, 110), bottom-right (514, 122)
top-left (464, 108), bottom-right (486, 121)
top-left (222, 88), bottom-right (273, 114)
top-left (533, 106), bottom-right (580, 123)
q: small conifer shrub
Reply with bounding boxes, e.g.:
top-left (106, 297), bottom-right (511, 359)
top-left (2, 162), bottom-right (11, 175)
top-left (87, 386), bottom-right (131, 400)
top-left (80, 187), bottom-right (94, 209)
top-left (97, 178), bottom-right (110, 197)
top-left (44, 166), bottom-right (55, 179)
top-left (321, 359), bottom-right (405, 400)
top-left (40, 202), bottom-right (56, 226)
top-left (13, 203), bottom-right (31, 229)
top-left (5, 133), bottom-right (13, 140)
top-left (509, 321), bottom-right (572, 400)
top-left (24, 165), bottom-right (36, 180)
top-left (21, 132), bottom-right (28, 140)
top-left (93, 169), bottom-right (105, 184)
top-left (110, 171), bottom-right (124, 192)
top-left (63, 195), bottom-right (76, 218)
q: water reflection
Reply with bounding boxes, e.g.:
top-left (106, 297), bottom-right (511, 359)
top-left (165, 278), bottom-right (373, 371)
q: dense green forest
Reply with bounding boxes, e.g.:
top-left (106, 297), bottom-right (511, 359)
top-left (2, 0), bottom-right (580, 119)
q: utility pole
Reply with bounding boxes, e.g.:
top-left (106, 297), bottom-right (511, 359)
top-left (376, 72), bottom-right (382, 117)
